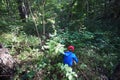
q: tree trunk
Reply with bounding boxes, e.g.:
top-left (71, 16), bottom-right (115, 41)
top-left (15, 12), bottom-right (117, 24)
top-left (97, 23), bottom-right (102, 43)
top-left (17, 0), bottom-right (30, 22)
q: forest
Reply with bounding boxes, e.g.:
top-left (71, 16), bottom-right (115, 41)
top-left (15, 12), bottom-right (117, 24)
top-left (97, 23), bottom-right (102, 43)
top-left (0, 0), bottom-right (120, 80)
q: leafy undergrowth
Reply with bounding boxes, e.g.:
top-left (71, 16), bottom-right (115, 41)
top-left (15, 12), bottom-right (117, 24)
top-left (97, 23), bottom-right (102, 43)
top-left (0, 31), bottom-right (119, 80)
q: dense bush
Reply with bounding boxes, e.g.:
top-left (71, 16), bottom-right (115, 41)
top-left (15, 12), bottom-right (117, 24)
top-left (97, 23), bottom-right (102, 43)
top-left (0, 0), bottom-right (120, 80)
top-left (0, 25), bottom-right (119, 80)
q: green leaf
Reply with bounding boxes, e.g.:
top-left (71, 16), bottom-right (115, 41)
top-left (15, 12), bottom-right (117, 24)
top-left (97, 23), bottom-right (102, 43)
top-left (80, 63), bottom-right (87, 70)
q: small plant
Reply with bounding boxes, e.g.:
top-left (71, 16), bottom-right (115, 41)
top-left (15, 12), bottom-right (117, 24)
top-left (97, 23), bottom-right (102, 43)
top-left (43, 35), bottom-right (65, 57)
top-left (58, 63), bottom-right (78, 80)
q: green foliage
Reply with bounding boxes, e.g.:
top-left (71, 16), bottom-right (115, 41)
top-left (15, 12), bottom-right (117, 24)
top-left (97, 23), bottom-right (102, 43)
top-left (43, 35), bottom-right (65, 56)
top-left (0, 0), bottom-right (120, 80)
top-left (58, 31), bottom-right (94, 48)
top-left (59, 63), bottom-right (77, 80)
top-left (36, 62), bottom-right (78, 80)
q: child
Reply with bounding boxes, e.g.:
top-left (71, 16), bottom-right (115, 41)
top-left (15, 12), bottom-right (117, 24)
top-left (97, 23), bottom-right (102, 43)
top-left (63, 45), bottom-right (78, 67)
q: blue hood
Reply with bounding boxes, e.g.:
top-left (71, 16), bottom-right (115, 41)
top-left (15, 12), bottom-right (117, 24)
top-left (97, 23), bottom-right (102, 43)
top-left (64, 51), bottom-right (72, 56)
top-left (63, 51), bottom-right (78, 66)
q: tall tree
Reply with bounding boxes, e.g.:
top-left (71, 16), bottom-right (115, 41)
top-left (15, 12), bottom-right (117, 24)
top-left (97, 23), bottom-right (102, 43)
top-left (17, 0), bottom-right (30, 22)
